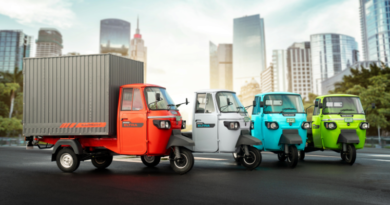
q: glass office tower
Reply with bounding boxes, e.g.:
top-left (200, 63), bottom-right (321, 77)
top-left (0, 30), bottom-right (31, 74)
top-left (310, 33), bottom-right (358, 95)
top-left (233, 14), bottom-right (266, 93)
top-left (272, 50), bottom-right (288, 92)
top-left (360, 0), bottom-right (390, 63)
top-left (36, 28), bottom-right (63, 57)
top-left (100, 19), bottom-right (131, 57)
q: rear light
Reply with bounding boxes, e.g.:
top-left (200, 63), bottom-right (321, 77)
top-left (224, 121), bottom-right (240, 130)
top-left (265, 122), bottom-right (279, 130)
top-left (360, 122), bottom-right (369, 130)
top-left (301, 122), bottom-right (311, 129)
top-left (153, 120), bottom-right (171, 129)
top-left (324, 122), bottom-right (337, 130)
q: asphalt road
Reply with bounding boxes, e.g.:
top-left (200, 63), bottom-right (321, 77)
top-left (1, 147), bottom-right (390, 205)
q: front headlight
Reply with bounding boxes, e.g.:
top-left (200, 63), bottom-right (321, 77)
top-left (224, 121), bottom-right (240, 130)
top-left (360, 122), bottom-right (369, 130)
top-left (266, 122), bottom-right (279, 130)
top-left (324, 122), bottom-right (337, 130)
top-left (301, 122), bottom-right (311, 129)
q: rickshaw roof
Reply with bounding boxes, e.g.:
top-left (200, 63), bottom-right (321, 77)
top-left (195, 89), bottom-right (235, 93)
top-left (120, 83), bottom-right (165, 89)
top-left (317, 94), bottom-right (358, 99)
top-left (255, 92), bottom-right (301, 97)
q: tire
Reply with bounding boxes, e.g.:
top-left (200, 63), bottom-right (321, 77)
top-left (277, 152), bottom-right (286, 161)
top-left (298, 150), bottom-right (305, 161)
top-left (170, 148), bottom-right (194, 175)
top-left (240, 146), bottom-right (262, 170)
top-left (340, 151), bottom-right (346, 161)
top-left (286, 145), bottom-right (298, 168)
top-left (56, 148), bottom-right (80, 173)
top-left (141, 155), bottom-right (161, 167)
top-left (344, 144), bottom-right (356, 165)
top-left (91, 156), bottom-right (113, 169)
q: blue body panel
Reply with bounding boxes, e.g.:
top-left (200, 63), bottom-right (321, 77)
top-left (251, 92), bottom-right (308, 152)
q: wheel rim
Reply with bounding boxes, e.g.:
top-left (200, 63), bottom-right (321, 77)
top-left (345, 147), bottom-right (351, 161)
top-left (174, 153), bottom-right (188, 169)
top-left (144, 156), bottom-right (155, 163)
top-left (95, 157), bottom-right (106, 165)
top-left (243, 151), bottom-right (256, 165)
top-left (60, 153), bottom-right (73, 168)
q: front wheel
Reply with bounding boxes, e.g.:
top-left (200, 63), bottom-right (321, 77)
top-left (141, 155), bottom-right (161, 167)
top-left (344, 144), bottom-right (356, 165)
top-left (170, 148), bottom-right (194, 175)
top-left (240, 146), bottom-right (262, 170)
top-left (277, 153), bottom-right (286, 161)
top-left (286, 146), bottom-right (298, 168)
top-left (91, 156), bottom-right (113, 169)
top-left (56, 148), bottom-right (80, 173)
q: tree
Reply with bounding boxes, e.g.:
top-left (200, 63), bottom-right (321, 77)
top-left (303, 93), bottom-right (318, 122)
top-left (347, 74), bottom-right (390, 129)
top-left (0, 67), bottom-right (23, 118)
top-left (0, 116), bottom-right (23, 136)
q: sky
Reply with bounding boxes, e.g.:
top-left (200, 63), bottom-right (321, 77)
top-left (0, 0), bottom-right (362, 122)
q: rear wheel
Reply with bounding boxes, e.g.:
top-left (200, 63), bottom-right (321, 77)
top-left (298, 150), bottom-right (305, 161)
top-left (170, 148), bottom-right (194, 175)
top-left (56, 148), bottom-right (80, 173)
top-left (344, 144), bottom-right (356, 165)
top-left (141, 155), bottom-right (161, 167)
top-left (240, 146), bottom-right (262, 170)
top-left (277, 153), bottom-right (286, 161)
top-left (286, 146), bottom-right (298, 168)
top-left (91, 156), bottom-right (113, 169)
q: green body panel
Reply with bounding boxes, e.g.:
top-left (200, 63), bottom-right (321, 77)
top-left (311, 94), bottom-right (366, 150)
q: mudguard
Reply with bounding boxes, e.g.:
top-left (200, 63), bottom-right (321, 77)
top-left (337, 130), bottom-right (360, 144)
top-left (279, 129), bottom-right (303, 145)
top-left (51, 139), bottom-right (83, 161)
top-left (166, 129), bottom-right (195, 149)
top-left (236, 130), bottom-right (262, 147)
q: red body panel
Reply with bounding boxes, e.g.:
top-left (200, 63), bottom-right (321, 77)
top-left (39, 83), bottom-right (183, 157)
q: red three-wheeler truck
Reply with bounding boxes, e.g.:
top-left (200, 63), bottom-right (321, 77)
top-left (23, 54), bottom-right (195, 174)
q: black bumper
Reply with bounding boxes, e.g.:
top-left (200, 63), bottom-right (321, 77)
top-left (166, 129), bottom-right (195, 149)
top-left (279, 129), bottom-right (303, 145)
top-left (337, 130), bottom-right (360, 144)
top-left (236, 130), bottom-right (262, 147)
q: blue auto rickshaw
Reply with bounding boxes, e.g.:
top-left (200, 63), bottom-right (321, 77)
top-left (242, 92), bottom-right (311, 168)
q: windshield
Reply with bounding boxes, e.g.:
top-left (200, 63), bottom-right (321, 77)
top-left (322, 97), bottom-right (364, 114)
top-left (216, 92), bottom-right (246, 113)
top-left (263, 95), bottom-right (304, 113)
top-left (144, 87), bottom-right (177, 110)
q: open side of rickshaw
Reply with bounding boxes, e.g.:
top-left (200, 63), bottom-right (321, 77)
top-left (181, 89), bottom-right (263, 170)
top-left (248, 92), bottom-right (311, 168)
top-left (304, 94), bottom-right (372, 165)
top-left (26, 84), bottom-right (196, 174)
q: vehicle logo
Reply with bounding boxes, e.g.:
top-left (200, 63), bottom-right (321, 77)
top-left (196, 123), bottom-right (215, 128)
top-left (286, 118), bottom-right (295, 123)
top-left (122, 121), bottom-right (144, 128)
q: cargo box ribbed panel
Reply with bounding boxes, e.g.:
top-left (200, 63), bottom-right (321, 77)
top-left (23, 54), bottom-right (144, 136)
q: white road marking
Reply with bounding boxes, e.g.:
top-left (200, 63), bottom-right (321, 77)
top-left (373, 159), bottom-right (390, 162)
top-left (194, 157), bottom-right (227, 161)
top-left (365, 154), bottom-right (390, 158)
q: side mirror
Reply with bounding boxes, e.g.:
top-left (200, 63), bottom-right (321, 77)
top-left (314, 101), bottom-right (319, 107)
top-left (155, 93), bottom-right (161, 101)
top-left (260, 101), bottom-right (264, 107)
top-left (372, 103), bottom-right (375, 109)
top-left (186, 98), bottom-right (189, 105)
top-left (227, 98), bottom-right (231, 105)
top-left (253, 100), bottom-right (256, 107)
top-left (319, 103), bottom-right (323, 109)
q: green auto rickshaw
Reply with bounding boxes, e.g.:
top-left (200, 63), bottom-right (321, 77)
top-left (303, 94), bottom-right (373, 165)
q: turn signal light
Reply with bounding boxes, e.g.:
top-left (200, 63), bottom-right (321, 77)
top-left (301, 122), bottom-right (311, 129)
top-left (265, 122), bottom-right (279, 130)
top-left (324, 122), bottom-right (337, 130)
top-left (224, 121), bottom-right (240, 130)
top-left (360, 122), bottom-right (369, 130)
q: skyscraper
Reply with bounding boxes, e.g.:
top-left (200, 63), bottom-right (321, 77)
top-left (310, 33), bottom-right (358, 95)
top-left (233, 14), bottom-right (266, 93)
top-left (0, 30), bottom-right (31, 73)
top-left (100, 19), bottom-right (131, 57)
top-left (237, 78), bottom-right (261, 115)
top-left (209, 42), bottom-right (233, 90)
top-left (260, 64), bottom-right (274, 93)
top-left (287, 42), bottom-right (313, 101)
top-left (360, 0), bottom-right (390, 63)
top-left (35, 28), bottom-right (63, 57)
top-left (272, 50), bottom-right (288, 92)
top-left (130, 17), bottom-right (148, 82)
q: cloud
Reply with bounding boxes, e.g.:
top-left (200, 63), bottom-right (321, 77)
top-left (0, 0), bottom-right (75, 28)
